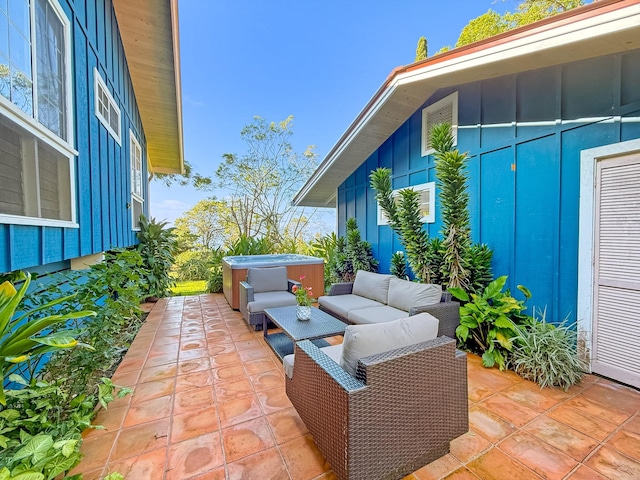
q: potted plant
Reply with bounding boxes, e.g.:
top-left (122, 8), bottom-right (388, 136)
top-left (291, 276), bottom-right (314, 321)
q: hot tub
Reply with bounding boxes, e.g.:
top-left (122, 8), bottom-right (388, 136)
top-left (222, 254), bottom-right (325, 310)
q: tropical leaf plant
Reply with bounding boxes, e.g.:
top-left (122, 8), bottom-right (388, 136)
top-left (0, 273), bottom-right (95, 405)
top-left (508, 309), bottom-right (587, 390)
top-left (449, 275), bottom-right (530, 370)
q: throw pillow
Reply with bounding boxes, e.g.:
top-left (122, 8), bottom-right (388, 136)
top-left (247, 266), bottom-right (288, 293)
top-left (387, 277), bottom-right (441, 311)
top-left (352, 270), bottom-right (393, 304)
top-left (339, 312), bottom-right (439, 376)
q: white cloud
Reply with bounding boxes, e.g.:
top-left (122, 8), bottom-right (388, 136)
top-left (149, 199), bottom-right (192, 226)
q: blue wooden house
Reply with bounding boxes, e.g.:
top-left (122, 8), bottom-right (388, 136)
top-left (0, 0), bottom-right (184, 275)
top-left (294, 0), bottom-right (640, 388)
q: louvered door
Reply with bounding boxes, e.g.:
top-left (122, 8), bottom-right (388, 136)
top-left (592, 153), bottom-right (640, 388)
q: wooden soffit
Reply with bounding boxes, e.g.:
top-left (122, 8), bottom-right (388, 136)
top-left (113, 0), bottom-right (184, 174)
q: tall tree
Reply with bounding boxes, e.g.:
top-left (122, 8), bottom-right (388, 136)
top-left (214, 116), bottom-right (321, 250)
top-left (173, 197), bottom-right (231, 250)
top-left (415, 36), bottom-right (428, 61)
top-left (439, 0), bottom-right (585, 50)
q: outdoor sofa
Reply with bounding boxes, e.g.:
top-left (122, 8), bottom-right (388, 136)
top-left (239, 266), bottom-right (300, 330)
top-left (318, 270), bottom-right (460, 339)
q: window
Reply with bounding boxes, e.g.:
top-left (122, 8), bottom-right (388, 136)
top-left (0, 0), bottom-right (76, 226)
top-left (130, 130), bottom-right (143, 230)
top-left (421, 92), bottom-right (458, 156)
top-left (377, 182), bottom-right (435, 226)
top-left (95, 69), bottom-right (121, 143)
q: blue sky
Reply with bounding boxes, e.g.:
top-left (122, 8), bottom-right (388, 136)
top-left (150, 0), bottom-right (515, 226)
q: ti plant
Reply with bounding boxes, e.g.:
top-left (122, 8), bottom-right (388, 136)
top-left (449, 276), bottom-right (530, 370)
top-left (0, 272), bottom-right (96, 404)
top-left (137, 214), bottom-right (178, 299)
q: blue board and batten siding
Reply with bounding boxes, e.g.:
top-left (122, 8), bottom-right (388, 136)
top-left (337, 49), bottom-right (640, 323)
top-left (0, 0), bottom-right (147, 274)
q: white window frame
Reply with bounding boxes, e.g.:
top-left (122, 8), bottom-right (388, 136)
top-left (377, 182), bottom-right (436, 226)
top-left (0, 0), bottom-right (77, 228)
top-left (94, 68), bottom-right (121, 144)
top-left (421, 91), bottom-right (458, 156)
top-left (129, 130), bottom-right (143, 231)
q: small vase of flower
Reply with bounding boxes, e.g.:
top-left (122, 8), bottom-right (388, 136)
top-left (292, 276), bottom-right (313, 321)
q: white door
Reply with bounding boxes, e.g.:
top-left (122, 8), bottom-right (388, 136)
top-left (592, 153), bottom-right (640, 388)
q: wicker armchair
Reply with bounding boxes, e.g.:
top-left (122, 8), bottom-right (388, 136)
top-left (286, 336), bottom-right (468, 480)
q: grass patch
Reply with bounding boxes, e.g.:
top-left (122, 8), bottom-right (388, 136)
top-left (171, 280), bottom-right (208, 296)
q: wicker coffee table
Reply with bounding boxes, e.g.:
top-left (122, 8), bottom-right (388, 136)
top-left (263, 305), bottom-right (347, 361)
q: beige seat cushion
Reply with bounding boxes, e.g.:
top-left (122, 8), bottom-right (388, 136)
top-left (347, 305), bottom-right (408, 325)
top-left (339, 313), bottom-right (440, 377)
top-left (247, 291), bottom-right (297, 313)
top-left (352, 270), bottom-right (393, 304)
top-left (387, 278), bottom-right (441, 311)
top-left (283, 343), bottom-right (343, 379)
top-left (317, 294), bottom-right (382, 319)
top-left (247, 266), bottom-right (288, 293)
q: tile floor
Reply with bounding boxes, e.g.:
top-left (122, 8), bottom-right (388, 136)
top-left (72, 294), bottom-right (640, 480)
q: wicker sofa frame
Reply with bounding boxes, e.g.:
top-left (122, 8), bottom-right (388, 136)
top-left (320, 281), bottom-right (460, 339)
top-left (286, 335), bottom-right (468, 480)
top-left (239, 278), bottom-right (300, 330)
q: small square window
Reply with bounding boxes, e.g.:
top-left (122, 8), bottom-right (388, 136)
top-left (377, 182), bottom-right (435, 226)
top-left (421, 92), bottom-right (458, 156)
top-left (94, 69), bottom-right (121, 144)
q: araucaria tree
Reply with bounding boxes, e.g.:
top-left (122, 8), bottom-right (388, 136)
top-left (214, 116), bottom-right (322, 251)
top-left (415, 36), bottom-right (428, 61)
top-left (430, 123), bottom-right (471, 290)
top-left (370, 169), bottom-right (434, 283)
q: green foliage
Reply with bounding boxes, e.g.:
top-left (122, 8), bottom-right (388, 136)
top-left (509, 310), bottom-right (587, 390)
top-left (215, 116), bottom-right (321, 250)
top-left (173, 250), bottom-right (213, 282)
top-left (137, 215), bottom-right (178, 298)
top-left (44, 249), bottom-right (145, 398)
top-left (450, 276), bottom-right (530, 370)
top-left (415, 36), bottom-right (428, 61)
top-left (0, 273), bottom-right (95, 405)
top-left (370, 168), bottom-right (434, 282)
top-left (206, 267), bottom-right (224, 294)
top-left (332, 219), bottom-right (378, 282)
top-left (308, 232), bottom-right (339, 292)
top-left (173, 197), bottom-right (231, 251)
top-left (0, 375), bottom-right (130, 479)
top-left (226, 234), bottom-right (273, 256)
top-left (466, 243), bottom-right (494, 294)
top-left (390, 251), bottom-right (407, 279)
top-left (431, 123), bottom-right (471, 290)
top-left (455, 0), bottom-right (584, 48)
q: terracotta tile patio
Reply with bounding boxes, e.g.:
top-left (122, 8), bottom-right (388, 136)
top-left (72, 295), bottom-right (640, 480)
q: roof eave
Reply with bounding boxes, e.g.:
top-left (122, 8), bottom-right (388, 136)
top-left (113, 0), bottom-right (185, 175)
top-left (293, 0), bottom-right (640, 208)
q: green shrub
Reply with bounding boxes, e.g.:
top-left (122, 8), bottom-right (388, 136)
top-left (0, 272), bottom-right (95, 404)
top-left (308, 232), bottom-right (339, 293)
top-left (509, 310), bottom-right (587, 390)
top-left (450, 276), bottom-right (530, 370)
top-left (137, 215), bottom-right (177, 298)
top-left (173, 249), bottom-right (213, 281)
top-left (332, 218), bottom-right (378, 282)
top-left (0, 375), bottom-right (130, 479)
top-left (390, 251), bottom-right (407, 279)
top-left (207, 266), bottom-right (224, 293)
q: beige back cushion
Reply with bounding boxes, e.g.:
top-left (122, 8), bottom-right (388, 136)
top-left (352, 270), bottom-right (393, 304)
top-left (247, 266), bottom-right (288, 293)
top-left (339, 312), bottom-right (440, 377)
top-left (387, 277), bottom-right (441, 311)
